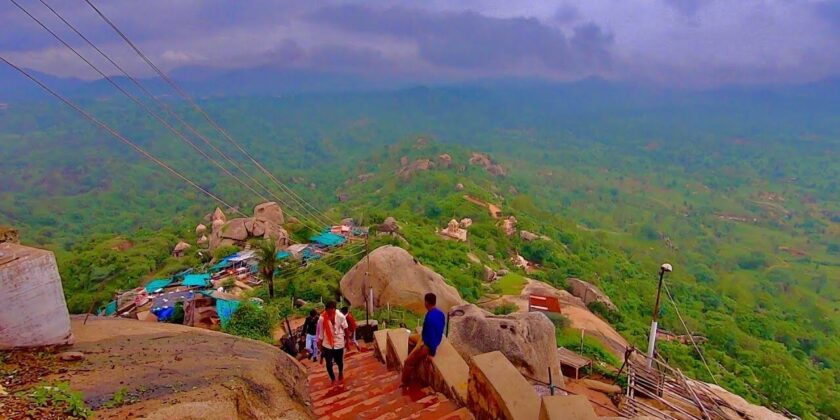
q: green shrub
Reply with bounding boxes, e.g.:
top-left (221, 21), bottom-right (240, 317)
top-left (543, 312), bottom-right (571, 329)
top-left (223, 302), bottom-right (277, 342)
top-left (587, 301), bottom-right (623, 325)
top-left (213, 245), bottom-right (240, 261)
top-left (25, 382), bottom-right (92, 419)
top-left (493, 303), bottom-right (518, 315)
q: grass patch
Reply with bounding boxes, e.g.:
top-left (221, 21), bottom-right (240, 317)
top-left (556, 327), bottom-right (620, 367)
top-left (496, 272), bottom-right (527, 295)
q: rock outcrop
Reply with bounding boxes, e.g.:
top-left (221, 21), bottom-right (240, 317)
top-left (172, 241), bottom-right (191, 257)
top-left (212, 207), bottom-right (227, 224)
top-left (469, 152), bottom-right (507, 176)
top-left (209, 204), bottom-right (290, 250)
top-left (483, 265), bottom-right (497, 282)
top-left (55, 317), bottom-right (309, 419)
top-left (254, 201), bottom-right (284, 226)
top-left (396, 158), bottom-right (434, 180)
top-left (375, 216), bottom-right (400, 235)
top-left (566, 278), bottom-right (618, 312)
top-left (502, 216), bottom-right (517, 236)
top-left (339, 245), bottom-right (464, 313)
top-left (448, 304), bottom-right (563, 385)
top-left (195, 224), bottom-right (207, 235)
top-left (520, 230), bottom-right (539, 241)
top-left (437, 154), bottom-right (453, 168)
top-left (440, 219), bottom-right (468, 242)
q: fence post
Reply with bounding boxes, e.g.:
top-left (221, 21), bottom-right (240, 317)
top-left (548, 367), bottom-right (554, 396)
top-left (445, 312), bottom-right (450, 337)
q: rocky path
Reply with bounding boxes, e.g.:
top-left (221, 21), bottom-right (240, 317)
top-left (302, 347), bottom-right (469, 419)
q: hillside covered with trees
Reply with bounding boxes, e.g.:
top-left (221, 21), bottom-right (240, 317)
top-left (1, 84), bottom-right (838, 417)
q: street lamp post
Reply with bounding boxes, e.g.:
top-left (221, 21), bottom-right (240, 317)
top-left (646, 263), bottom-right (672, 367)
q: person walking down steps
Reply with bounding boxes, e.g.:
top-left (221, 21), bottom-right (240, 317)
top-left (303, 309), bottom-right (319, 361)
top-left (318, 300), bottom-right (349, 385)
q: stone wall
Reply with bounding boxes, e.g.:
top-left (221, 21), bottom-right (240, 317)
top-left (0, 242), bottom-right (73, 348)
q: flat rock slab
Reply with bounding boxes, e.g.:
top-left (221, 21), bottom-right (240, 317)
top-left (467, 351), bottom-right (539, 420)
top-left (540, 395), bottom-right (598, 420)
top-left (44, 316), bottom-right (310, 419)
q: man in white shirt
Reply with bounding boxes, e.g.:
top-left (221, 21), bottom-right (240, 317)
top-left (317, 300), bottom-right (349, 384)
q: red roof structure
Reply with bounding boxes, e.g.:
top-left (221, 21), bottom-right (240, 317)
top-left (528, 294), bottom-right (562, 313)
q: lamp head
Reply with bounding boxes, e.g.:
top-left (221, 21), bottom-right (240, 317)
top-left (660, 263), bottom-right (673, 273)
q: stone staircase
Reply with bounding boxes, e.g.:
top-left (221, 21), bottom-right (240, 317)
top-left (302, 347), bottom-right (470, 419)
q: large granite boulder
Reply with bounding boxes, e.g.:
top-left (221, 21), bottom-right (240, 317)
top-left (254, 202), bottom-right (284, 226)
top-left (208, 202), bottom-right (290, 250)
top-left (60, 317), bottom-right (309, 419)
top-left (211, 207), bottom-right (226, 223)
top-left (566, 278), bottom-right (618, 312)
top-left (448, 304), bottom-right (563, 385)
top-left (339, 245), bottom-right (464, 313)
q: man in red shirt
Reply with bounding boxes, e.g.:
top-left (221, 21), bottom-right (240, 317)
top-left (340, 306), bottom-right (362, 352)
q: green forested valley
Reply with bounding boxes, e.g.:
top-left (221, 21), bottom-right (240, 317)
top-left (1, 85), bottom-right (838, 417)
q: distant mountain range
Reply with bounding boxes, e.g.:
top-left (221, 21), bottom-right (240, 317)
top-left (2, 63), bottom-right (839, 106)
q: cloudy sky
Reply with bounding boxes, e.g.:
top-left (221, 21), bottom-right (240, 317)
top-left (2, 0), bottom-right (839, 88)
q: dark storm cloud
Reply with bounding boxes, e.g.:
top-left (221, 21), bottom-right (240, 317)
top-left (664, 0), bottom-right (704, 16)
top-left (309, 4), bottom-right (613, 74)
top-left (1, 0), bottom-right (838, 87)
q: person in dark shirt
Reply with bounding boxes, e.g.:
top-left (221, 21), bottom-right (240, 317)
top-left (302, 309), bottom-right (319, 361)
top-left (401, 293), bottom-right (446, 385)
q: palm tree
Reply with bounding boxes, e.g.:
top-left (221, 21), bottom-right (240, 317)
top-left (257, 239), bottom-right (278, 299)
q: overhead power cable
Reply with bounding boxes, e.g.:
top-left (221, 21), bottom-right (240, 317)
top-left (0, 55), bottom-right (246, 218)
top-left (662, 281), bottom-right (719, 385)
top-left (9, 0), bottom-right (277, 205)
top-left (25, 0), bottom-right (327, 233)
top-left (82, 0), bottom-right (335, 228)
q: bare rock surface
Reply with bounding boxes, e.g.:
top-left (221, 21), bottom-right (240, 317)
top-left (566, 278), bottom-right (618, 312)
top-left (448, 304), bottom-right (562, 385)
top-left (340, 245), bottom-right (464, 313)
top-left (49, 317), bottom-right (310, 419)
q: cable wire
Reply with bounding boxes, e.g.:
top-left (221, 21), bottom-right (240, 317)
top-left (662, 280), bottom-right (719, 385)
top-left (9, 0), bottom-right (276, 205)
top-left (28, 0), bottom-right (329, 233)
top-left (0, 55), bottom-right (246, 218)
top-left (82, 0), bottom-right (335, 228)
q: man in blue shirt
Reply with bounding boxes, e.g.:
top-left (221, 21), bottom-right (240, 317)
top-left (402, 293), bottom-right (446, 385)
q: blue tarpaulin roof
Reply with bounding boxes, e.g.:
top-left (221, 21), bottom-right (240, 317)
top-left (99, 300), bottom-right (117, 316)
top-left (210, 260), bottom-right (232, 271)
top-left (144, 278), bottom-right (172, 293)
top-left (181, 273), bottom-right (211, 287)
top-left (216, 299), bottom-right (240, 327)
top-left (310, 231), bottom-right (346, 247)
top-left (276, 251), bottom-right (291, 260)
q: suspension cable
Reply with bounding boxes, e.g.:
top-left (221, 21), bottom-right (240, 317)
top-left (36, 0), bottom-right (327, 229)
top-left (8, 0), bottom-right (278, 205)
top-left (662, 280), bottom-right (719, 385)
top-left (0, 55), bottom-right (246, 218)
top-left (82, 0), bottom-right (335, 228)
top-left (20, 0), bottom-right (329, 232)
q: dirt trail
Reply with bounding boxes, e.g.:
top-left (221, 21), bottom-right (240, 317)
top-left (40, 316), bottom-right (311, 419)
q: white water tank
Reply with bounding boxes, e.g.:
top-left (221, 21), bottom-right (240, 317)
top-left (0, 242), bottom-right (74, 349)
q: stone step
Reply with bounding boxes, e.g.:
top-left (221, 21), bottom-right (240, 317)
top-left (307, 345), bottom-right (463, 420)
